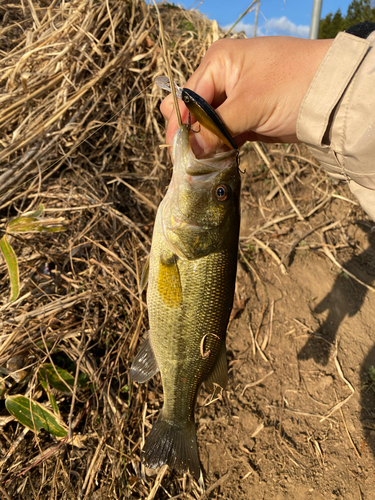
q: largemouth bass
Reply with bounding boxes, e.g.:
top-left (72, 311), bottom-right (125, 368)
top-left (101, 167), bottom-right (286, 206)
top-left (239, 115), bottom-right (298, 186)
top-left (130, 125), bottom-right (241, 478)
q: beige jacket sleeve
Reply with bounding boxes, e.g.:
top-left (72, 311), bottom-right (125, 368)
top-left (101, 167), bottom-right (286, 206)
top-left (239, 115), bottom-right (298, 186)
top-left (297, 31), bottom-right (375, 221)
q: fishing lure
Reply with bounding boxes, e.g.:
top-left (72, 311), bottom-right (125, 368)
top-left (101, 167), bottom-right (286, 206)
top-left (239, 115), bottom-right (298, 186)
top-left (155, 76), bottom-right (238, 151)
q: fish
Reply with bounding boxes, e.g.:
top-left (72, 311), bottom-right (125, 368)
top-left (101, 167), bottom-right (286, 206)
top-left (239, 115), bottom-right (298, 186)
top-left (130, 124), bottom-right (241, 478)
top-left (155, 76), bottom-right (238, 151)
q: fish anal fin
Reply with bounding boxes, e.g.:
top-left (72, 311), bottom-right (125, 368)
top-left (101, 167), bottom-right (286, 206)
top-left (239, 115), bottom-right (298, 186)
top-left (204, 341), bottom-right (228, 392)
top-left (130, 334), bottom-right (159, 383)
top-left (143, 412), bottom-right (200, 479)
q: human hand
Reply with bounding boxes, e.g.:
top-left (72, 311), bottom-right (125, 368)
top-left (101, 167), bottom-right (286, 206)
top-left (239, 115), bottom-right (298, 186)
top-left (160, 36), bottom-right (333, 157)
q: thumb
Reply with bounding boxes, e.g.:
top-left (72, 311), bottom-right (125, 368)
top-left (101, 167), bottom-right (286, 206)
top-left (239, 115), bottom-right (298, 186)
top-left (160, 92), bottom-right (230, 157)
top-left (161, 86), bottom-right (248, 157)
top-left (186, 87), bottom-right (255, 156)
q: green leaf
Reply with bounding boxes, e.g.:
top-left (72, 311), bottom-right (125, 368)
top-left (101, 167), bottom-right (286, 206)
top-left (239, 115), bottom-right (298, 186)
top-left (38, 376), bottom-right (60, 414)
top-left (48, 393), bottom-right (59, 415)
top-left (38, 364), bottom-right (75, 393)
top-left (5, 395), bottom-right (68, 437)
top-left (23, 204), bottom-right (44, 218)
top-left (78, 372), bottom-right (90, 388)
top-left (0, 235), bottom-right (20, 302)
top-left (7, 216), bottom-right (66, 233)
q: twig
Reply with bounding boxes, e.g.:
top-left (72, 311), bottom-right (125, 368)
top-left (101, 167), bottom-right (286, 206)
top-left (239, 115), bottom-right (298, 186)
top-left (147, 464), bottom-right (169, 500)
top-left (261, 300), bottom-right (274, 350)
top-left (322, 246), bottom-right (375, 292)
top-left (253, 142), bottom-right (304, 221)
top-left (320, 346), bottom-right (354, 422)
top-left (240, 213), bottom-right (297, 242)
top-left (152, 0), bottom-right (181, 127)
top-left (251, 422), bottom-right (264, 438)
top-left (265, 166), bottom-right (307, 202)
top-left (224, 1), bottom-right (258, 35)
top-left (0, 486), bottom-right (11, 500)
top-left (251, 236), bottom-right (287, 275)
top-left (241, 370), bottom-right (274, 396)
top-left (281, 220), bottom-right (333, 266)
top-left (248, 321), bottom-right (256, 357)
top-left (197, 470), bottom-right (232, 500)
top-left (107, 178), bottom-right (157, 211)
top-left (79, 437), bottom-right (105, 500)
top-left (3, 291), bottom-right (93, 326)
top-left (268, 405), bottom-right (329, 420)
top-left (305, 195), bottom-right (332, 218)
top-left (339, 406), bottom-right (361, 458)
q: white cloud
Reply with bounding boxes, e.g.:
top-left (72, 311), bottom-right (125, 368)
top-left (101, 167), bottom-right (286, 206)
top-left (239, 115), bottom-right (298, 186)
top-left (223, 20), bottom-right (255, 38)
top-left (223, 16), bottom-right (309, 38)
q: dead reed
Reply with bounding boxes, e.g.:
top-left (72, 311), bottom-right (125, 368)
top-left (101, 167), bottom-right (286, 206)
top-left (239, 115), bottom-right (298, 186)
top-left (0, 1), bottom-right (233, 498)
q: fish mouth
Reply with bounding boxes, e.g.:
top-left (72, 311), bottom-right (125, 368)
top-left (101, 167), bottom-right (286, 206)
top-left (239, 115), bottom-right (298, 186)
top-left (161, 125), bottom-right (239, 260)
top-left (163, 213), bottom-right (203, 235)
top-left (172, 126), bottom-right (237, 178)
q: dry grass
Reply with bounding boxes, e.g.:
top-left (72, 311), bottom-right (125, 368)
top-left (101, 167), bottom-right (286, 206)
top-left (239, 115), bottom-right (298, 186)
top-left (0, 1), bottom-right (241, 498)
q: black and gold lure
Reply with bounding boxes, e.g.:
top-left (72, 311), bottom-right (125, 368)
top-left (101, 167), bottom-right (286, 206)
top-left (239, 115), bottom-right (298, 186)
top-left (155, 76), bottom-right (238, 151)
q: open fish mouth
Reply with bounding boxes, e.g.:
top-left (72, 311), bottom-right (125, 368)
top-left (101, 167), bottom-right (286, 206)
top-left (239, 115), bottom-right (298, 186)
top-left (172, 125), bottom-right (237, 178)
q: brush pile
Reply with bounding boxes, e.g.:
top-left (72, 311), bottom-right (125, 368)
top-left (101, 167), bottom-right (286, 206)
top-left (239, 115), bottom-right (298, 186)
top-left (0, 1), bottom-right (237, 498)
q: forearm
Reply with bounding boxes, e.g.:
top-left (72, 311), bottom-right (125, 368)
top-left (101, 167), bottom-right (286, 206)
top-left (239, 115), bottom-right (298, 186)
top-left (297, 31), bottom-right (375, 220)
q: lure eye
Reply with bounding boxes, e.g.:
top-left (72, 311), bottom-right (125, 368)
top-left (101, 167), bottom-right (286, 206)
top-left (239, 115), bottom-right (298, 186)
top-left (215, 184), bottom-right (231, 202)
top-left (182, 92), bottom-right (190, 104)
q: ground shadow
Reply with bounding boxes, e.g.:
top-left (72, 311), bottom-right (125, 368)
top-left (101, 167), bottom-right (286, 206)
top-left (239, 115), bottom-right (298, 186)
top-left (296, 228), bottom-right (375, 459)
top-left (360, 344), bottom-right (375, 458)
top-left (298, 228), bottom-right (375, 366)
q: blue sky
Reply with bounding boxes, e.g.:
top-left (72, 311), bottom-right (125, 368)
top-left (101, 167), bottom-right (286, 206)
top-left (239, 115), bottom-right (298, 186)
top-left (177, 0), bottom-right (353, 37)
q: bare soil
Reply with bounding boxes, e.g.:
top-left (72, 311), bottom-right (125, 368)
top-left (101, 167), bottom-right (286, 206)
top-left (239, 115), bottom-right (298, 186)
top-left (189, 145), bottom-right (375, 499)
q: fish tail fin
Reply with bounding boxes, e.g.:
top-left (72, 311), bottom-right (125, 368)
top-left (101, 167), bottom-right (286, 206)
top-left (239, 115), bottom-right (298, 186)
top-left (143, 413), bottom-right (200, 479)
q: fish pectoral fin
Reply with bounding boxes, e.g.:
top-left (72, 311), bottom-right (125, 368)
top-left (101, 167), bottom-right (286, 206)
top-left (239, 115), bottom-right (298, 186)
top-left (140, 255), bottom-right (150, 293)
top-left (129, 334), bottom-right (159, 383)
top-left (158, 253), bottom-right (182, 307)
top-left (204, 341), bottom-right (228, 392)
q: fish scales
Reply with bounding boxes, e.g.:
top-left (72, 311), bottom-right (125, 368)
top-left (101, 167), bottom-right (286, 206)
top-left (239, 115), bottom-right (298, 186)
top-left (130, 125), bottom-right (240, 478)
top-left (149, 236), bottom-right (236, 420)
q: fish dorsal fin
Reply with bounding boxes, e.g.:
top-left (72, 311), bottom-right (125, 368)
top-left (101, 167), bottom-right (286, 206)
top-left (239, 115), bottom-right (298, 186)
top-left (129, 334), bottom-right (159, 383)
top-left (204, 341), bottom-right (228, 392)
top-left (140, 255), bottom-right (150, 293)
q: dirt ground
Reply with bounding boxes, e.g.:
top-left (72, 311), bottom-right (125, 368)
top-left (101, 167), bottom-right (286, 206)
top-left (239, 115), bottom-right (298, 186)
top-left (142, 144), bottom-right (375, 500)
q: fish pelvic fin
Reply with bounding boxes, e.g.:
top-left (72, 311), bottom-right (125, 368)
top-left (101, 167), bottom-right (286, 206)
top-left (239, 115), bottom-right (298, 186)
top-left (143, 413), bottom-right (200, 479)
top-left (204, 340), bottom-right (228, 392)
top-left (129, 334), bottom-right (159, 383)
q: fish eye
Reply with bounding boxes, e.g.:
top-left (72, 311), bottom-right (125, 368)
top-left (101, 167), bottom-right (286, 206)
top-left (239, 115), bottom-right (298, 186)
top-left (215, 184), bottom-right (231, 202)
